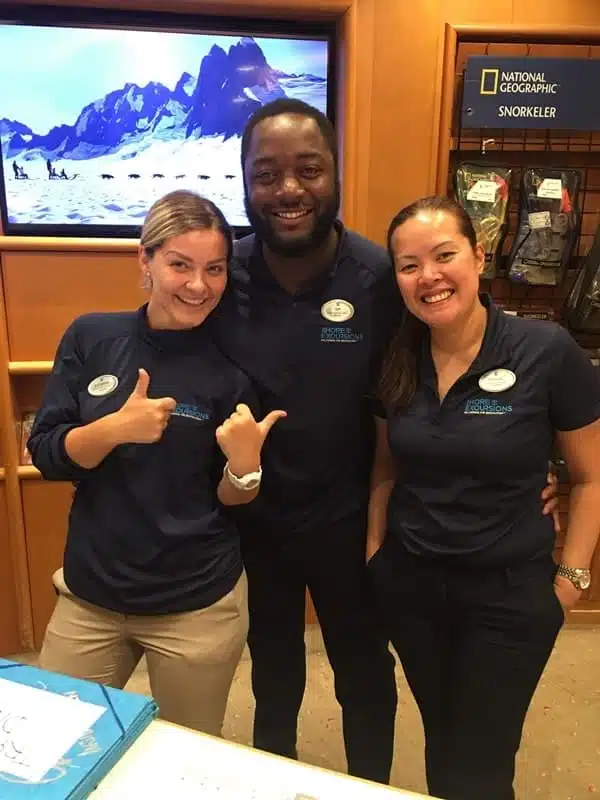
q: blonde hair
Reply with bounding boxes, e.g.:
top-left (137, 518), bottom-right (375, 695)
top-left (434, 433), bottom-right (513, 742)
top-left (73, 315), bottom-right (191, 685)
top-left (140, 190), bottom-right (233, 260)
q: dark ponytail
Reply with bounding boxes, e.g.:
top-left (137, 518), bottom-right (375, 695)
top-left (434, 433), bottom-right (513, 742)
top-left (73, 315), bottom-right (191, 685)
top-left (378, 195), bottom-right (478, 411)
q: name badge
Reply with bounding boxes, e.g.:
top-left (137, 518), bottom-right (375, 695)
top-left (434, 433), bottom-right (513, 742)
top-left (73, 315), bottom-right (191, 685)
top-left (88, 374), bottom-right (119, 397)
top-left (478, 369), bottom-right (516, 393)
top-left (321, 299), bottom-right (354, 323)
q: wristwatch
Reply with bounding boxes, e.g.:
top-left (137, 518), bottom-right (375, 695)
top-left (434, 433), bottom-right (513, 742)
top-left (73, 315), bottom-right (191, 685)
top-left (224, 462), bottom-right (262, 491)
top-left (556, 564), bottom-right (592, 591)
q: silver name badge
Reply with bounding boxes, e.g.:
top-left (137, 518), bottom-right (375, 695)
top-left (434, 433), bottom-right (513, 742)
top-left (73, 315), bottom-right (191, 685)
top-left (478, 369), bottom-right (516, 393)
top-left (88, 374), bottom-right (119, 397)
top-left (321, 298), bottom-right (354, 322)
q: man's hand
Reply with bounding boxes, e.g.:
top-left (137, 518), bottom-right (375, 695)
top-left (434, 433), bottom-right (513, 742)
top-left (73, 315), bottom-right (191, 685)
top-left (366, 538), bottom-right (383, 563)
top-left (541, 470), bottom-right (561, 535)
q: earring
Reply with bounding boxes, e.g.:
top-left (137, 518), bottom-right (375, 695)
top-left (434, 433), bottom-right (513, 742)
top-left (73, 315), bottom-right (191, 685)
top-left (142, 270), bottom-right (153, 290)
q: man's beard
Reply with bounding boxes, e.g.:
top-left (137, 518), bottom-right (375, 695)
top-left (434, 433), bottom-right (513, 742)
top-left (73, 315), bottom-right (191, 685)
top-left (244, 184), bottom-right (340, 258)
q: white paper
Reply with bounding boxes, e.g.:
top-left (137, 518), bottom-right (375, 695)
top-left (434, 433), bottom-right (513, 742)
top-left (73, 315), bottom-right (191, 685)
top-left (0, 677), bottom-right (105, 782)
top-left (93, 721), bottom-right (429, 799)
top-left (528, 211), bottom-right (552, 229)
top-left (466, 180), bottom-right (498, 203)
top-left (537, 178), bottom-right (563, 199)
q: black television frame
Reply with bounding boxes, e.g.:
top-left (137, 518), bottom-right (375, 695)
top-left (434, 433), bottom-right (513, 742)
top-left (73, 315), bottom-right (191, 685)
top-left (0, 3), bottom-right (337, 239)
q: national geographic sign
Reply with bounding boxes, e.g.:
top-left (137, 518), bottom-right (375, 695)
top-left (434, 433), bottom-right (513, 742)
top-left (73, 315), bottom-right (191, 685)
top-left (461, 56), bottom-right (600, 130)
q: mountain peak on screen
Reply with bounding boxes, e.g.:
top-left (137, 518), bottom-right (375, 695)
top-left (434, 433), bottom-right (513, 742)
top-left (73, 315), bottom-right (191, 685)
top-left (0, 37), bottom-right (324, 162)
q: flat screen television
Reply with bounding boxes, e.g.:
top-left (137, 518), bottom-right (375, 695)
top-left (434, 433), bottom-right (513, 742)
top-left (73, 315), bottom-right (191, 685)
top-left (0, 5), bottom-right (335, 238)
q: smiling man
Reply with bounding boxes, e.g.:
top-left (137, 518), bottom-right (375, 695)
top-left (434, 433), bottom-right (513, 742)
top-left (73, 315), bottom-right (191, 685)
top-left (211, 98), bottom-right (399, 784)
top-left (242, 108), bottom-right (340, 273)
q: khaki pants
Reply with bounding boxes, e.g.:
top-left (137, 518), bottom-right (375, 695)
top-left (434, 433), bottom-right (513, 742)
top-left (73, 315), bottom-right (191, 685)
top-left (40, 568), bottom-right (249, 737)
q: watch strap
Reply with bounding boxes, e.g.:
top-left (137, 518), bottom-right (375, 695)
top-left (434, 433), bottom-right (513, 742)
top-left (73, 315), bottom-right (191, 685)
top-left (224, 462), bottom-right (262, 490)
top-left (556, 563), bottom-right (591, 590)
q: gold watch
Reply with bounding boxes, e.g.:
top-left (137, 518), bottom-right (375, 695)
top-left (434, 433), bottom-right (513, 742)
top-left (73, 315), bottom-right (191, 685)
top-left (556, 564), bottom-right (592, 591)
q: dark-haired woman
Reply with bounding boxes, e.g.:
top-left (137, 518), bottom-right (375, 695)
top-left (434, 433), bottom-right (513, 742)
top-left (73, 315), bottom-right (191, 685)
top-left (366, 196), bottom-right (600, 800)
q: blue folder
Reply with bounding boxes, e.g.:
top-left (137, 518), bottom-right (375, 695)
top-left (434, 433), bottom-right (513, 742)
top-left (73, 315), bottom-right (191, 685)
top-left (0, 659), bottom-right (158, 798)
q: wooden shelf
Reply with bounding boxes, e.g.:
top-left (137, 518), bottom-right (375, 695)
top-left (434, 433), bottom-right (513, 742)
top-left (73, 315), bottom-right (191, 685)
top-left (0, 236), bottom-right (138, 253)
top-left (18, 466), bottom-right (41, 480)
top-left (9, 361), bottom-right (53, 375)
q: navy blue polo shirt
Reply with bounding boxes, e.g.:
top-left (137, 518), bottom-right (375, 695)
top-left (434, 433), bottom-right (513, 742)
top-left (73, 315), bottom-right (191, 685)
top-left (213, 223), bottom-right (401, 533)
top-left (28, 306), bottom-right (255, 614)
top-left (379, 295), bottom-right (600, 566)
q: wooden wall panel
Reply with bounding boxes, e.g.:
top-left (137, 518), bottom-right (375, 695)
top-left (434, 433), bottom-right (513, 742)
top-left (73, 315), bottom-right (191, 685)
top-left (3, 252), bottom-right (142, 362)
top-left (21, 481), bottom-right (73, 649)
top-left (367, 1), bottom-right (442, 245)
top-left (513, 0), bottom-right (600, 26)
top-left (438, 0), bottom-right (511, 23)
top-left (526, 43), bottom-right (592, 57)
top-left (337, 1), bottom-right (376, 233)
top-left (0, 483), bottom-right (21, 655)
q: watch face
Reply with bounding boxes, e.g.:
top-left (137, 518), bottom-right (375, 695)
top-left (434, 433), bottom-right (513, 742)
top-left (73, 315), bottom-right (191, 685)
top-left (579, 574), bottom-right (592, 590)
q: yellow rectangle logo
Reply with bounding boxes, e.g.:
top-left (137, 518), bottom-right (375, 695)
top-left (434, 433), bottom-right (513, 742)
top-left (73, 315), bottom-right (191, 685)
top-left (480, 68), bottom-right (499, 95)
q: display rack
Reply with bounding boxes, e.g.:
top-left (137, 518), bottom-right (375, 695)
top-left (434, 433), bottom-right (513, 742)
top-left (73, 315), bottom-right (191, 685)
top-left (450, 41), bottom-right (600, 322)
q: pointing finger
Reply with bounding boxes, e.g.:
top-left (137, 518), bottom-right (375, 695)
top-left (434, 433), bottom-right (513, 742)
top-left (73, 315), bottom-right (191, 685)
top-left (258, 409), bottom-right (287, 436)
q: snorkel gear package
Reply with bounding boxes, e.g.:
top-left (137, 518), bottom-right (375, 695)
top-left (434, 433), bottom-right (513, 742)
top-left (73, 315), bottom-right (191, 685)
top-left (454, 163), bottom-right (512, 279)
top-left (564, 224), bottom-right (600, 332)
top-left (506, 168), bottom-right (582, 286)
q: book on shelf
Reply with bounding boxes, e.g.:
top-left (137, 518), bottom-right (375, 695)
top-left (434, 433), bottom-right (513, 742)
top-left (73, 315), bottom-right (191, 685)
top-left (19, 410), bottom-right (37, 466)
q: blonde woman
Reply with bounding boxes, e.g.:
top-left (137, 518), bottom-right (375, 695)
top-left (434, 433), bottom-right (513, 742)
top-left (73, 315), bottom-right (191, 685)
top-left (29, 190), bottom-right (285, 736)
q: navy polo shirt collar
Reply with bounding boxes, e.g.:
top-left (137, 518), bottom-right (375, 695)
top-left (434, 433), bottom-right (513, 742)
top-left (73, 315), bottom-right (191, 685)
top-left (470, 293), bottom-right (513, 372)
top-left (420, 293), bottom-right (512, 390)
top-left (246, 219), bottom-right (349, 295)
top-left (136, 304), bottom-right (209, 353)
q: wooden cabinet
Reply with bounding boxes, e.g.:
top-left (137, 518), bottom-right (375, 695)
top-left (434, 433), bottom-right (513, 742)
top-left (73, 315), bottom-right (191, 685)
top-left (0, 481), bottom-right (21, 654)
top-left (21, 480), bottom-right (74, 649)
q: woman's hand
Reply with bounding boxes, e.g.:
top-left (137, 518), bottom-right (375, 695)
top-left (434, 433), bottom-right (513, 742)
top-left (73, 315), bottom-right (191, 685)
top-left (63, 368), bottom-right (175, 470)
top-left (553, 574), bottom-right (582, 612)
top-left (216, 404), bottom-right (286, 475)
top-left (113, 369), bottom-right (176, 444)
